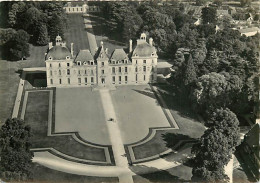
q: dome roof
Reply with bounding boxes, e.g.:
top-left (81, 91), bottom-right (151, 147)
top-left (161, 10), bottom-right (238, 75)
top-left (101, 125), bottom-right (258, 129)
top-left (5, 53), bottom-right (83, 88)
top-left (132, 42), bottom-right (156, 57)
top-left (46, 46), bottom-right (72, 60)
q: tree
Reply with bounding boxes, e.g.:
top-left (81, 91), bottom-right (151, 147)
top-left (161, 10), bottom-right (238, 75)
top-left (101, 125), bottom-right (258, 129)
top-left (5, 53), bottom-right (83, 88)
top-left (192, 72), bottom-right (228, 113)
top-left (207, 108), bottom-right (240, 151)
top-left (5, 29), bottom-right (30, 61)
top-left (196, 0), bottom-right (207, 6)
top-left (183, 55), bottom-right (197, 87)
top-left (201, 7), bottom-right (217, 25)
top-left (192, 128), bottom-right (230, 182)
top-left (48, 13), bottom-right (65, 42)
top-left (0, 118), bottom-right (33, 181)
top-left (240, 0), bottom-right (252, 7)
top-left (36, 23), bottom-right (49, 45)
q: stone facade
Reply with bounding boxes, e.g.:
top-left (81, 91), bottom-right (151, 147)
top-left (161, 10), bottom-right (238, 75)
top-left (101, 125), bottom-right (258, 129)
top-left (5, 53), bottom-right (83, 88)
top-left (45, 34), bottom-right (158, 87)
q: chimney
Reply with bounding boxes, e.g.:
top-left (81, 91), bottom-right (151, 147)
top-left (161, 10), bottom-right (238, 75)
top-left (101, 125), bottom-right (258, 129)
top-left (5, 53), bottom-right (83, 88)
top-left (71, 43), bottom-right (74, 57)
top-left (100, 41), bottom-right (104, 48)
top-left (129, 39), bottom-right (132, 53)
top-left (49, 42), bottom-right (53, 50)
top-left (149, 38), bottom-right (153, 46)
top-left (105, 48), bottom-right (108, 54)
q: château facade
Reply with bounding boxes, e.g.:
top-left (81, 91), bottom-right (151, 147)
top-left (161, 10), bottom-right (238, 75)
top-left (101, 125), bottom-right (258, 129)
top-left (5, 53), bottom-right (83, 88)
top-left (45, 34), bottom-right (158, 87)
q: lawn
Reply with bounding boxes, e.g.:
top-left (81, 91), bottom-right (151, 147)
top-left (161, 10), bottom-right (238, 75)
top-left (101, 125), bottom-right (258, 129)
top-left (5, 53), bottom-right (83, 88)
top-left (23, 90), bottom-right (110, 164)
top-left (55, 87), bottom-right (110, 145)
top-left (0, 61), bottom-right (20, 124)
top-left (128, 84), bottom-right (206, 160)
top-left (110, 85), bottom-right (171, 145)
top-left (31, 163), bottom-right (119, 183)
top-left (65, 14), bottom-right (90, 54)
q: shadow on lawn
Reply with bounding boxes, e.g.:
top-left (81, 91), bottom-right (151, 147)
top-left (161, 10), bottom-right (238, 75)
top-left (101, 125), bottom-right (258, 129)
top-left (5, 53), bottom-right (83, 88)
top-left (131, 164), bottom-right (191, 182)
top-left (87, 12), bottom-right (126, 45)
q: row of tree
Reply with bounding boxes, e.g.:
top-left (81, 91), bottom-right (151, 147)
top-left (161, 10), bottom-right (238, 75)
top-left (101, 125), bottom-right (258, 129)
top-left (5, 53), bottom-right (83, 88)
top-left (0, 2), bottom-right (67, 60)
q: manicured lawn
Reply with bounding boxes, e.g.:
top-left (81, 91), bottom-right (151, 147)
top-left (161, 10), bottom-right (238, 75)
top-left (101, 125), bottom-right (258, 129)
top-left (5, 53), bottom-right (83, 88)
top-left (0, 61), bottom-right (20, 123)
top-left (110, 85), bottom-right (171, 144)
top-left (24, 90), bottom-right (108, 163)
top-left (130, 84), bottom-right (205, 160)
top-left (55, 87), bottom-right (110, 145)
top-left (65, 14), bottom-right (90, 54)
top-left (31, 163), bottom-right (119, 183)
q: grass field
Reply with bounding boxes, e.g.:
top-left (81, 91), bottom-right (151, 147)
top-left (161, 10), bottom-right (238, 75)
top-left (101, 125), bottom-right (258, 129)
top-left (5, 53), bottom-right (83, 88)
top-left (0, 61), bottom-right (20, 124)
top-left (130, 84), bottom-right (205, 159)
top-left (55, 87), bottom-right (110, 145)
top-left (65, 14), bottom-right (90, 54)
top-left (31, 163), bottom-right (119, 183)
top-left (110, 85), bottom-right (171, 144)
top-left (24, 90), bottom-right (107, 162)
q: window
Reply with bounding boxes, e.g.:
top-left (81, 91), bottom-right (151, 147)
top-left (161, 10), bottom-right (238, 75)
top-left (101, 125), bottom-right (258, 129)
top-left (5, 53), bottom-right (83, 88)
top-left (91, 62), bottom-right (93, 65)
top-left (144, 75), bottom-right (146, 81)
top-left (59, 70), bottom-right (61, 75)
top-left (50, 63), bottom-right (52, 67)
top-left (102, 62), bottom-right (104, 66)
top-left (91, 70), bottom-right (94, 75)
top-left (59, 79), bottom-right (62, 84)
top-left (68, 78), bottom-right (70, 84)
top-left (112, 67), bottom-right (115, 73)
top-left (91, 77), bottom-right (94, 83)
top-left (125, 76), bottom-right (128, 83)
top-left (50, 71), bottom-right (52, 76)
top-left (67, 63), bottom-right (70, 67)
top-left (136, 60), bottom-right (137, 64)
top-left (152, 60), bottom-right (154, 64)
top-left (135, 67), bottom-right (138, 72)
top-left (112, 76), bottom-right (115, 83)
top-left (78, 70), bottom-right (81, 75)
top-left (125, 67), bottom-right (127, 73)
top-left (119, 76), bottom-right (121, 83)
top-left (151, 66), bottom-right (154, 72)
top-left (85, 70), bottom-right (87, 75)
top-left (143, 66), bottom-right (146, 72)
top-left (59, 63), bottom-right (61, 67)
top-left (67, 69), bottom-right (70, 75)
top-left (66, 56), bottom-right (70, 60)
top-left (119, 67), bottom-right (121, 73)
top-left (78, 78), bottom-right (81, 84)
top-left (136, 74), bottom-right (138, 82)
top-left (102, 70), bottom-right (104, 74)
top-left (77, 61), bottom-right (81, 66)
top-left (49, 57), bottom-right (52, 60)
top-left (50, 79), bottom-right (53, 84)
top-left (85, 78), bottom-right (87, 83)
top-left (143, 60), bottom-right (146, 64)
top-left (151, 74), bottom-right (154, 81)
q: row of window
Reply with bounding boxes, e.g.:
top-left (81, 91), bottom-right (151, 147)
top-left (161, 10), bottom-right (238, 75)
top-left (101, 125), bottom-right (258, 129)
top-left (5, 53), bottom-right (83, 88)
top-left (112, 67), bottom-right (128, 73)
top-left (49, 63), bottom-right (70, 68)
top-left (50, 77), bottom-right (94, 85)
top-left (67, 7), bottom-right (83, 11)
top-left (49, 69), bottom-right (95, 76)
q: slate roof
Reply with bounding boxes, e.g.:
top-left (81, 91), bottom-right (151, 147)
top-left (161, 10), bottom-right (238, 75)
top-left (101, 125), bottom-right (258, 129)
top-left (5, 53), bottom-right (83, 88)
top-left (95, 46), bottom-right (109, 60)
top-left (132, 42), bottom-right (156, 57)
top-left (75, 49), bottom-right (93, 62)
top-left (46, 46), bottom-right (72, 60)
top-left (110, 49), bottom-right (128, 61)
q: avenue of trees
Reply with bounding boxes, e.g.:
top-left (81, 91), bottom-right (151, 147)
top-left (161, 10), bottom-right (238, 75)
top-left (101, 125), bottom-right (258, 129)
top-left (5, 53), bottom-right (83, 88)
top-left (101, 2), bottom-right (259, 181)
top-left (0, 2), bottom-right (67, 60)
top-left (0, 118), bottom-right (33, 181)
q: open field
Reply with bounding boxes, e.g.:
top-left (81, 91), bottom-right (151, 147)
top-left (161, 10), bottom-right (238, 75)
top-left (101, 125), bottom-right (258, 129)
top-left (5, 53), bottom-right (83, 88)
top-left (55, 87), bottom-right (110, 145)
top-left (0, 61), bottom-right (20, 123)
top-left (65, 14), bottom-right (90, 54)
top-left (110, 85), bottom-right (171, 144)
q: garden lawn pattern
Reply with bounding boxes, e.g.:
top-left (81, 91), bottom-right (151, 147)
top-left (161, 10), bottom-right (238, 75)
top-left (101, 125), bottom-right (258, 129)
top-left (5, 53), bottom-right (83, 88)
top-left (23, 90), bottom-right (111, 165)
